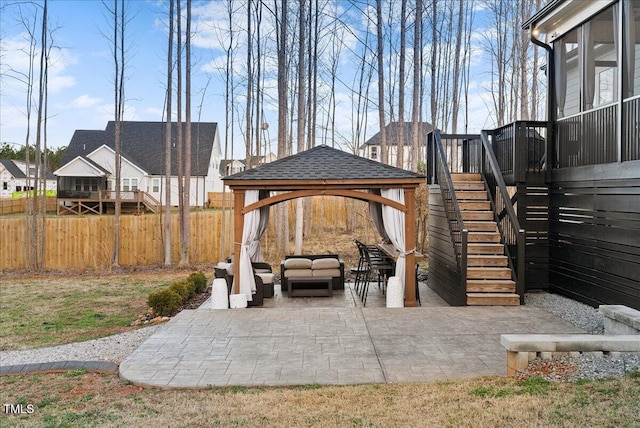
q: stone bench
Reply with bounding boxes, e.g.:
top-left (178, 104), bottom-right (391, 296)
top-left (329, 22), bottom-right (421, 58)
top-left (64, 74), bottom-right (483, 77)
top-left (599, 305), bottom-right (640, 335)
top-left (500, 334), bottom-right (640, 376)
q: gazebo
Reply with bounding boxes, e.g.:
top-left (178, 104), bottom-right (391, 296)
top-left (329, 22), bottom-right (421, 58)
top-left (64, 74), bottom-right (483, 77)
top-left (223, 145), bottom-right (425, 307)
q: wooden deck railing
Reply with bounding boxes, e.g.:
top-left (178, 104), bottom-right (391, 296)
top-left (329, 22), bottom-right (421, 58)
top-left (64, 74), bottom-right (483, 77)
top-left (623, 96), bottom-right (640, 162)
top-left (484, 121), bottom-right (549, 184)
top-left (427, 130), bottom-right (468, 300)
top-left (480, 130), bottom-right (525, 303)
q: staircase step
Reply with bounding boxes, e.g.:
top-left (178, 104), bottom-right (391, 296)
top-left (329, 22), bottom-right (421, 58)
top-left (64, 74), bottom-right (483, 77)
top-left (463, 243), bottom-right (504, 254)
top-left (468, 232), bottom-right (501, 243)
top-left (453, 181), bottom-right (485, 191)
top-left (461, 211), bottom-right (494, 221)
top-left (465, 221), bottom-right (499, 232)
top-left (456, 191), bottom-right (487, 200)
top-left (451, 173), bottom-right (482, 182)
top-left (467, 267), bottom-right (512, 279)
top-left (459, 200), bottom-right (491, 210)
top-left (467, 293), bottom-right (520, 306)
top-left (467, 280), bottom-right (516, 292)
top-left (468, 255), bottom-right (508, 267)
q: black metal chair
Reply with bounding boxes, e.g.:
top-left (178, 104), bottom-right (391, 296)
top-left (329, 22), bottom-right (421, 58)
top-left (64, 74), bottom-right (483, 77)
top-left (355, 240), bottom-right (394, 306)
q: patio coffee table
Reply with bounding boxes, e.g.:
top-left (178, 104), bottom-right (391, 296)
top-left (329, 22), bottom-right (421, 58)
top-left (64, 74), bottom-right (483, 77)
top-left (287, 276), bottom-right (333, 297)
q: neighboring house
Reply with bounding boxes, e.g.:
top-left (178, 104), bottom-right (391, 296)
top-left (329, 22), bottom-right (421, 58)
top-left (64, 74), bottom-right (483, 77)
top-left (360, 122), bottom-right (434, 170)
top-left (54, 121), bottom-right (223, 213)
top-left (220, 152), bottom-right (278, 177)
top-left (0, 158), bottom-right (56, 199)
top-left (427, 0), bottom-right (640, 310)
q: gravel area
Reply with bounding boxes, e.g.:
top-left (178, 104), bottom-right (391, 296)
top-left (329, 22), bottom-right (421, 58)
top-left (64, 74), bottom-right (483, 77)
top-left (0, 325), bottom-right (162, 366)
top-left (525, 290), bottom-right (604, 334)
top-left (522, 291), bottom-right (640, 381)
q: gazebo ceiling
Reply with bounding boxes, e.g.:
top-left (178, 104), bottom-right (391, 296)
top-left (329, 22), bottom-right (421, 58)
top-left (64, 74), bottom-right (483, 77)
top-left (223, 145), bottom-right (425, 190)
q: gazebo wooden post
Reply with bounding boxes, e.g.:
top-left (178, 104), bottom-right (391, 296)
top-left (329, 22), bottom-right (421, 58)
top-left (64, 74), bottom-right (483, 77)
top-left (233, 190), bottom-right (245, 294)
top-left (404, 187), bottom-right (418, 307)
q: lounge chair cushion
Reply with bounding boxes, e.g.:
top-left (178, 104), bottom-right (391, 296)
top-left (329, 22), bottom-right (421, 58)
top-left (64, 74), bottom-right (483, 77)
top-left (283, 258), bottom-right (313, 269)
top-left (312, 268), bottom-right (342, 278)
top-left (311, 258), bottom-right (341, 269)
top-left (284, 269), bottom-right (313, 278)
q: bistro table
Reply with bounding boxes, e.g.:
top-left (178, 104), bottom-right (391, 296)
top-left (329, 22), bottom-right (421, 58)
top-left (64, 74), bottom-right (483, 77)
top-left (376, 242), bottom-right (425, 262)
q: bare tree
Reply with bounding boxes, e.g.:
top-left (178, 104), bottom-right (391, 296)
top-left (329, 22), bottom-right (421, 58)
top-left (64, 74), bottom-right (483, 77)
top-left (245, 0), bottom-right (253, 169)
top-left (221, 0), bottom-right (236, 259)
top-left (397, 0), bottom-right (406, 168)
top-left (181, 0), bottom-right (192, 265)
top-left (451, 0), bottom-right (464, 133)
top-left (294, 0), bottom-right (306, 254)
top-left (376, 0), bottom-right (388, 164)
top-left (103, 0), bottom-right (127, 267)
top-left (411, 0), bottom-right (423, 171)
top-left (164, 0), bottom-right (174, 266)
top-left (275, 0), bottom-right (289, 254)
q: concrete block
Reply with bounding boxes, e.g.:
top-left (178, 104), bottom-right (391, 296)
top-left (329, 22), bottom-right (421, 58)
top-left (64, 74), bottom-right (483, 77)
top-left (540, 352), bottom-right (553, 360)
top-left (601, 335), bottom-right (640, 352)
top-left (556, 337), bottom-right (603, 352)
top-left (582, 351), bottom-right (603, 358)
top-left (569, 351), bottom-right (581, 358)
top-left (500, 334), bottom-right (558, 352)
top-left (599, 305), bottom-right (640, 334)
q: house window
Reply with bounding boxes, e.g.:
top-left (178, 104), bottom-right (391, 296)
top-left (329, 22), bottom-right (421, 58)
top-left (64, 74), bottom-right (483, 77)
top-left (2, 182), bottom-right (7, 190)
top-left (370, 146), bottom-right (378, 160)
top-left (74, 178), bottom-right (98, 191)
top-left (152, 178), bottom-right (160, 193)
top-left (122, 178), bottom-right (139, 192)
top-left (554, 4), bottom-right (618, 116)
top-left (626, 0), bottom-right (640, 98)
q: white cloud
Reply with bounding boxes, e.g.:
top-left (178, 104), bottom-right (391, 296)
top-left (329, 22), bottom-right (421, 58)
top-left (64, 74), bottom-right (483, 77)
top-left (72, 94), bottom-right (102, 108)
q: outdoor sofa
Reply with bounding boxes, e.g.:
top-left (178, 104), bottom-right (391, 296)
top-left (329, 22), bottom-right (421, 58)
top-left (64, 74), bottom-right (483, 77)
top-left (280, 254), bottom-right (345, 294)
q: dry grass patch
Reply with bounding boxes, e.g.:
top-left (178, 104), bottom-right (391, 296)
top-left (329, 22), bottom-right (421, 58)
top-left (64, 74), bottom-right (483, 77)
top-left (1, 371), bottom-right (639, 427)
top-left (0, 271), bottom-right (191, 350)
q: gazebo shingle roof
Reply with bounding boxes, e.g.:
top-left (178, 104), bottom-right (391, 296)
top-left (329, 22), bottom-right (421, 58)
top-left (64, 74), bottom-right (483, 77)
top-left (223, 145), bottom-right (425, 182)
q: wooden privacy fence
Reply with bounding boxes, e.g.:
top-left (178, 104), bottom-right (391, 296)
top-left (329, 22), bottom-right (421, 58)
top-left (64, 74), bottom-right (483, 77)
top-left (0, 197), bottom-right (57, 215)
top-left (1, 194), bottom-right (427, 271)
top-left (0, 210), bottom-right (233, 271)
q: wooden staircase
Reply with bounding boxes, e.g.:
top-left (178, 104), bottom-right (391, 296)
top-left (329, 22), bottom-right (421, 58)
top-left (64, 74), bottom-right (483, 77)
top-left (453, 173), bottom-right (520, 306)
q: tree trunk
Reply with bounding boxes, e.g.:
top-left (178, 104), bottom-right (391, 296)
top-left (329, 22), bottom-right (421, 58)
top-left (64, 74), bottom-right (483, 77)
top-left (294, 0), bottom-right (306, 254)
top-left (245, 0), bottom-right (253, 169)
top-left (164, 0), bottom-right (174, 266)
top-left (397, 0), bottom-right (406, 169)
top-left (181, 0), bottom-right (192, 266)
top-left (376, 0), bottom-right (387, 164)
top-left (275, 0), bottom-right (288, 255)
top-left (411, 0), bottom-right (422, 171)
top-left (451, 0), bottom-right (464, 133)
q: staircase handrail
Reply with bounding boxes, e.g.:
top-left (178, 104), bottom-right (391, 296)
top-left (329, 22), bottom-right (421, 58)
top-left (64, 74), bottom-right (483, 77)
top-left (428, 130), bottom-right (468, 292)
top-left (480, 129), bottom-right (525, 303)
top-left (140, 191), bottom-right (160, 212)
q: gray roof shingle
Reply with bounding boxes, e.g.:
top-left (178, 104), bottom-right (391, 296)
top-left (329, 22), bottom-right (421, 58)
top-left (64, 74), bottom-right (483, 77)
top-left (61, 121), bottom-right (217, 176)
top-left (0, 158), bottom-right (55, 180)
top-left (223, 145), bottom-right (425, 182)
top-left (362, 121), bottom-right (433, 148)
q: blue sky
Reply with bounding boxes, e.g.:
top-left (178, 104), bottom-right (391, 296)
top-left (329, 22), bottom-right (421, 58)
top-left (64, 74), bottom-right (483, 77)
top-left (1, 0), bottom-right (518, 156)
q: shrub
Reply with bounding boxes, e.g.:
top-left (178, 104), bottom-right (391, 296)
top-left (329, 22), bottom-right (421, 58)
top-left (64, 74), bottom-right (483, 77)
top-left (188, 271), bottom-right (208, 294)
top-left (148, 288), bottom-right (182, 317)
top-left (169, 280), bottom-right (194, 301)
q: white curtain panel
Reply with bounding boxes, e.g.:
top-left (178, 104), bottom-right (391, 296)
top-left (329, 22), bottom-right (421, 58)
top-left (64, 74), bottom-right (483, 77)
top-left (236, 190), bottom-right (260, 300)
top-left (381, 188), bottom-right (406, 293)
top-left (251, 190), bottom-right (271, 262)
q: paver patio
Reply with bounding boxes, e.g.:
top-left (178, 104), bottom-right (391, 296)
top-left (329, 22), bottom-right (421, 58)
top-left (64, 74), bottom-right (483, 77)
top-left (119, 283), bottom-right (585, 388)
